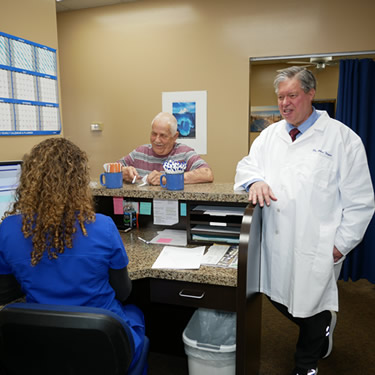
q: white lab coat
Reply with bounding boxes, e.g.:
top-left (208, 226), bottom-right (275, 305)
top-left (234, 111), bottom-right (374, 317)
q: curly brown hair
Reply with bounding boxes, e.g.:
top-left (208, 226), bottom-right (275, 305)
top-left (4, 137), bottom-right (96, 265)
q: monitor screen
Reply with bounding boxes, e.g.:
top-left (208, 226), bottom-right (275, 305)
top-left (0, 161), bottom-right (22, 222)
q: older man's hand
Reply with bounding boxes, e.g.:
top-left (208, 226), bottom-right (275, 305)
top-left (249, 181), bottom-right (277, 207)
top-left (122, 166), bottom-right (139, 183)
top-left (147, 170), bottom-right (163, 186)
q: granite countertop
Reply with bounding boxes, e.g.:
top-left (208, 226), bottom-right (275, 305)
top-left (91, 181), bottom-right (249, 203)
top-left (123, 229), bottom-right (237, 287)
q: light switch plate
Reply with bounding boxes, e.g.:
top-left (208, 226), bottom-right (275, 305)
top-left (90, 123), bottom-right (103, 131)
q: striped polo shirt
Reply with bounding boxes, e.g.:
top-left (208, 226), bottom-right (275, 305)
top-left (118, 143), bottom-right (209, 177)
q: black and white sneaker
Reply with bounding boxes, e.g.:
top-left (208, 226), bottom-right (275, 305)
top-left (291, 367), bottom-right (318, 375)
top-left (322, 310), bottom-right (337, 359)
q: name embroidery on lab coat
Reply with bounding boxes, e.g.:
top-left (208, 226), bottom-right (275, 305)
top-left (312, 148), bottom-right (332, 158)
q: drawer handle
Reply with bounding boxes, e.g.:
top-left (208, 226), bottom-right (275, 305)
top-left (179, 290), bottom-right (205, 299)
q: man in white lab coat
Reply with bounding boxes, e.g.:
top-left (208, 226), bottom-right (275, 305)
top-left (234, 66), bottom-right (374, 375)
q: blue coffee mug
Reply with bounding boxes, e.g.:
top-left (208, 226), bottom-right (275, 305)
top-left (100, 172), bottom-right (123, 189)
top-left (160, 173), bottom-right (184, 191)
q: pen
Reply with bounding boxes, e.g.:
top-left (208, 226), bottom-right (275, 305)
top-left (138, 236), bottom-right (150, 244)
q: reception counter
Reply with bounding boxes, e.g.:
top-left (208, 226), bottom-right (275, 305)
top-left (93, 182), bottom-right (262, 375)
top-left (92, 182), bottom-right (250, 246)
top-left (91, 182), bottom-right (249, 203)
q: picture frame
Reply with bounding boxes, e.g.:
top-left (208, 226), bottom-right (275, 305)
top-left (162, 90), bottom-right (207, 154)
top-left (250, 105), bottom-right (282, 132)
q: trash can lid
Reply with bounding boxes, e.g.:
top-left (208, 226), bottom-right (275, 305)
top-left (182, 330), bottom-right (236, 353)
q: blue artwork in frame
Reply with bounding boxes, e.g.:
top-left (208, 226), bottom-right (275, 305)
top-left (172, 101), bottom-right (196, 139)
top-left (162, 90), bottom-right (207, 154)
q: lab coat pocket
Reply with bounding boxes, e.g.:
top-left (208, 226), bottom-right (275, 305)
top-left (311, 225), bottom-right (336, 279)
top-left (299, 152), bottom-right (335, 189)
top-left (334, 255), bottom-right (346, 281)
top-left (312, 252), bottom-right (333, 277)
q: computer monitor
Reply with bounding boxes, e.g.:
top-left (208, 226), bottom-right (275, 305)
top-left (0, 161), bottom-right (22, 222)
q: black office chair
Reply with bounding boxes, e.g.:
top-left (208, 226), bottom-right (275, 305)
top-left (0, 275), bottom-right (24, 305)
top-left (0, 302), bottom-right (149, 375)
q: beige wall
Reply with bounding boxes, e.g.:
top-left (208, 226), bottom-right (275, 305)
top-left (54, 0), bottom-right (374, 182)
top-left (0, 0), bottom-right (61, 161)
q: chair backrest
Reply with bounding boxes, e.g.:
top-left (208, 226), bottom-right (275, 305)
top-left (0, 275), bottom-right (24, 305)
top-left (0, 303), bottom-right (135, 375)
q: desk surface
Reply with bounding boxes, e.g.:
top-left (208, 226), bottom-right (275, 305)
top-left (93, 182), bottom-right (245, 288)
top-left (92, 182), bottom-right (248, 203)
top-left (123, 230), bottom-right (237, 287)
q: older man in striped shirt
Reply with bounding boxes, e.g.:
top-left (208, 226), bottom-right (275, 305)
top-left (119, 112), bottom-right (214, 186)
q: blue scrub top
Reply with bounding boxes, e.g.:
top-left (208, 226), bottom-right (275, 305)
top-left (0, 213), bottom-right (145, 366)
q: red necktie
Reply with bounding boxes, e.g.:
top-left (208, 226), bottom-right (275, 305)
top-left (289, 128), bottom-right (300, 142)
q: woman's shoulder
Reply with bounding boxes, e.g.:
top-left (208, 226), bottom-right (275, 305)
top-left (94, 213), bottom-right (113, 221)
top-left (0, 214), bottom-right (22, 227)
top-left (82, 214), bottom-right (119, 243)
top-left (0, 215), bottom-right (22, 241)
top-left (91, 213), bottom-right (117, 230)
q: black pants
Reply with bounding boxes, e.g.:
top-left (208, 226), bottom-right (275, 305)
top-left (269, 298), bottom-right (331, 369)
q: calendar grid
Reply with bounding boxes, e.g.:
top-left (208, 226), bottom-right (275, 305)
top-left (0, 31), bottom-right (61, 135)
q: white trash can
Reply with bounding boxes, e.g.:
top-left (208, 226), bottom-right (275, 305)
top-left (182, 308), bottom-right (236, 375)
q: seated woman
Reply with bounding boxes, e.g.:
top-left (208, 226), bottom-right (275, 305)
top-left (0, 138), bottom-right (145, 369)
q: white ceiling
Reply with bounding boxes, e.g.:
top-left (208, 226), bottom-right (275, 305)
top-left (56, 0), bottom-right (138, 13)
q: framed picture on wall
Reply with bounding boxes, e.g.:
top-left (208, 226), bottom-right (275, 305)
top-left (250, 106), bottom-right (282, 132)
top-left (162, 90), bottom-right (207, 155)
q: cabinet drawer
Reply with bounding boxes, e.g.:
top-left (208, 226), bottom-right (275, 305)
top-left (150, 278), bottom-right (236, 312)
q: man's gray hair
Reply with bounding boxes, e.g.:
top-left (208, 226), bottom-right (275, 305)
top-left (151, 112), bottom-right (178, 136)
top-left (273, 66), bottom-right (316, 94)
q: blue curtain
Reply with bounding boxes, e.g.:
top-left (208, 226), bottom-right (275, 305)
top-left (336, 58), bottom-right (375, 283)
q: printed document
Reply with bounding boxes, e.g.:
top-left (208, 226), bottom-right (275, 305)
top-left (152, 246), bottom-right (205, 269)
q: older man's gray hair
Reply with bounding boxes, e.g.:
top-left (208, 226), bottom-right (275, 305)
top-left (151, 112), bottom-right (178, 136)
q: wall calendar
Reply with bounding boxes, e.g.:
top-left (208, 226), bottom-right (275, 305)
top-left (0, 31), bottom-right (61, 135)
